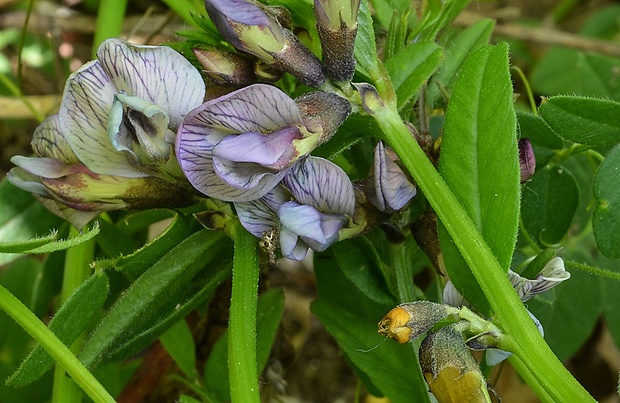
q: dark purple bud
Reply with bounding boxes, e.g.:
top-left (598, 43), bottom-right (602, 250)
top-left (519, 138), bottom-right (536, 183)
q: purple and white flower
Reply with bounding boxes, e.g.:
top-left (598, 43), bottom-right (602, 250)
top-left (8, 38), bottom-right (205, 228)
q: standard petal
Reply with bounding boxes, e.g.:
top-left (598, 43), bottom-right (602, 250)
top-left (183, 84), bottom-right (305, 136)
top-left (59, 60), bottom-right (146, 177)
top-left (97, 38), bottom-right (205, 129)
top-left (283, 156), bottom-right (355, 215)
top-left (31, 115), bottom-right (79, 164)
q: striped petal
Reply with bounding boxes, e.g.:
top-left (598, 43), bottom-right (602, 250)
top-left (97, 38), bottom-right (205, 130)
top-left (31, 115), bottom-right (79, 164)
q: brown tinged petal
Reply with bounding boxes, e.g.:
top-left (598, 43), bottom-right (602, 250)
top-left (193, 49), bottom-right (257, 86)
top-left (378, 301), bottom-right (457, 343)
top-left (419, 325), bottom-right (493, 403)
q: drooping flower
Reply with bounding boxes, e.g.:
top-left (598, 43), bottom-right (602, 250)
top-left (314, 0), bottom-right (361, 82)
top-left (234, 156), bottom-right (355, 260)
top-left (365, 141), bottom-right (416, 213)
top-left (176, 84), bottom-right (349, 202)
top-left (8, 38), bottom-right (205, 228)
top-left (204, 0), bottom-right (326, 87)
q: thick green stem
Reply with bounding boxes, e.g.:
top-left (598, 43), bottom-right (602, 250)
top-left (52, 230), bottom-right (96, 403)
top-left (372, 104), bottom-right (593, 402)
top-left (228, 224), bottom-right (260, 403)
top-left (93, 0), bottom-right (128, 56)
top-left (0, 284), bottom-right (114, 403)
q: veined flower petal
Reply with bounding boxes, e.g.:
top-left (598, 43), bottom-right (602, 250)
top-left (235, 185), bottom-right (290, 237)
top-left (97, 38), bottom-right (205, 129)
top-left (283, 156), bottom-right (355, 215)
top-left (212, 128), bottom-right (302, 169)
top-left (59, 60), bottom-right (147, 177)
top-left (31, 115), bottom-right (79, 164)
top-left (10, 156), bottom-right (76, 179)
top-left (367, 141), bottom-right (416, 213)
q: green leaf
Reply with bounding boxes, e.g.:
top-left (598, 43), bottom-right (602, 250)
top-left (385, 41), bottom-right (443, 111)
top-left (7, 273), bottom-right (109, 386)
top-left (94, 210), bottom-right (191, 280)
top-left (0, 222), bottom-right (99, 254)
top-left (522, 166), bottom-right (579, 246)
top-left (203, 289), bottom-right (285, 401)
top-left (437, 44), bottom-right (520, 314)
top-left (593, 144), bottom-right (620, 258)
top-left (79, 230), bottom-right (231, 370)
top-left (426, 18), bottom-right (495, 108)
top-left (311, 249), bottom-right (430, 403)
top-left (517, 110), bottom-right (564, 168)
top-left (354, 0), bottom-right (380, 81)
top-left (538, 96), bottom-right (620, 146)
top-left (160, 319), bottom-right (197, 381)
top-left (415, 0), bottom-right (471, 42)
top-left (0, 178), bottom-right (62, 265)
top-left (331, 238), bottom-right (394, 305)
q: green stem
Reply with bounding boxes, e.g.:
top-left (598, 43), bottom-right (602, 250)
top-left (372, 104), bottom-right (594, 402)
top-left (0, 284), bottom-right (114, 403)
top-left (228, 223), bottom-right (260, 403)
top-left (52, 229), bottom-right (96, 403)
top-left (93, 0), bottom-right (128, 56)
top-left (388, 242), bottom-right (432, 403)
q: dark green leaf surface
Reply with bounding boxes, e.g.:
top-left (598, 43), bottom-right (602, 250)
top-left (522, 166), bottom-right (579, 246)
top-left (593, 144), bottom-right (620, 258)
top-left (203, 289), bottom-right (285, 401)
top-left (8, 273), bottom-right (109, 386)
top-left (437, 44), bottom-right (520, 314)
top-left (79, 230), bottom-right (230, 369)
top-left (385, 41), bottom-right (443, 110)
top-left (160, 319), bottom-right (197, 381)
top-left (354, 0), bottom-right (380, 81)
top-left (538, 96), bottom-right (620, 146)
top-left (312, 247), bottom-right (431, 403)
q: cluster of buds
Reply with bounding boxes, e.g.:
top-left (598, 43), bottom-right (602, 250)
top-left (379, 254), bottom-right (570, 402)
top-left (194, 0), bottom-right (361, 88)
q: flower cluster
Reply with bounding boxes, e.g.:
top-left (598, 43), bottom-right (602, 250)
top-left (8, 0), bottom-right (417, 260)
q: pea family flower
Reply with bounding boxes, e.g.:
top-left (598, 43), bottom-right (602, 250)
top-left (235, 156), bottom-right (355, 260)
top-left (365, 141), bottom-right (416, 213)
top-left (8, 38), bottom-right (205, 228)
top-left (519, 138), bottom-right (536, 182)
top-left (176, 84), bottom-right (349, 202)
top-left (204, 0), bottom-right (326, 87)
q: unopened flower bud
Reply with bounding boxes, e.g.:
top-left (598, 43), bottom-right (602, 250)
top-left (314, 0), bottom-right (361, 82)
top-left (193, 49), bottom-right (256, 86)
top-left (205, 0), bottom-right (326, 87)
top-left (294, 91), bottom-right (351, 143)
top-left (419, 325), bottom-right (492, 403)
top-left (519, 138), bottom-right (536, 183)
top-left (378, 301), bottom-right (457, 343)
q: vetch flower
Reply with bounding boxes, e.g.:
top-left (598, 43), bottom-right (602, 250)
top-left (314, 0), bottom-right (361, 82)
top-left (365, 141), bottom-right (416, 213)
top-left (235, 156), bottom-right (355, 260)
top-left (204, 0), bottom-right (326, 87)
top-left (7, 38), bottom-right (205, 228)
top-left (508, 256), bottom-right (570, 302)
top-left (177, 84), bottom-right (348, 202)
